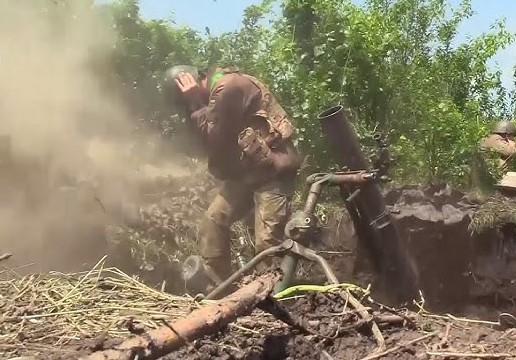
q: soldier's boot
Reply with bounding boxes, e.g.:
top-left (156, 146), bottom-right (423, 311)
top-left (181, 254), bottom-right (231, 296)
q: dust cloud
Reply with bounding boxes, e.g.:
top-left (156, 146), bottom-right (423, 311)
top-left (0, 1), bottom-right (189, 274)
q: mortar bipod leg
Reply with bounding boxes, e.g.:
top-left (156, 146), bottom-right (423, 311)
top-left (288, 241), bottom-right (340, 285)
top-left (275, 243), bottom-right (340, 293)
top-left (313, 252), bottom-right (339, 285)
top-left (274, 254), bottom-right (298, 293)
top-left (204, 243), bottom-right (289, 300)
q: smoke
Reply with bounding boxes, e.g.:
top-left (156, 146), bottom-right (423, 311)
top-left (0, 1), bottom-right (186, 273)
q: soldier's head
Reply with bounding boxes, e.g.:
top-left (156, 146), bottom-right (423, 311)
top-left (492, 121), bottom-right (516, 140)
top-left (163, 65), bottom-right (211, 109)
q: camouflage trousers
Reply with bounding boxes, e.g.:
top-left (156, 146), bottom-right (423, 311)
top-left (199, 174), bottom-right (296, 282)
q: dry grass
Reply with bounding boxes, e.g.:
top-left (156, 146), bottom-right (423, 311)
top-left (1, 254), bottom-right (514, 359)
top-left (469, 195), bottom-right (516, 234)
top-left (0, 257), bottom-right (208, 358)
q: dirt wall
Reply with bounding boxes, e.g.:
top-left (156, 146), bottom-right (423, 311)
top-left (316, 184), bottom-right (516, 317)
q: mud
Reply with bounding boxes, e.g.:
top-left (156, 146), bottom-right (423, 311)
top-left (385, 185), bottom-right (516, 318)
top-left (297, 184), bottom-right (516, 319)
top-left (128, 293), bottom-right (516, 359)
top-left (387, 185), bottom-right (477, 312)
top-left (16, 291), bottom-right (513, 359)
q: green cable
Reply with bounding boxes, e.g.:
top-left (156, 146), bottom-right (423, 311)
top-left (273, 283), bottom-right (369, 300)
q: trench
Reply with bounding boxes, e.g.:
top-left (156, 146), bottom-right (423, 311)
top-left (6, 173), bottom-right (515, 322)
top-left (3, 172), bottom-right (516, 359)
top-left (319, 184), bottom-right (516, 319)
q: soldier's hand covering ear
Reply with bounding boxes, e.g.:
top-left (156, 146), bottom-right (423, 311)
top-left (175, 72), bottom-right (205, 113)
top-left (175, 72), bottom-right (198, 94)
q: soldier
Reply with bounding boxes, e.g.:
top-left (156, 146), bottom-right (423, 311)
top-left (164, 65), bottom-right (301, 285)
top-left (480, 121), bottom-right (516, 172)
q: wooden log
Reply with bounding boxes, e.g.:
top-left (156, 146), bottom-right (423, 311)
top-left (80, 271), bottom-right (281, 360)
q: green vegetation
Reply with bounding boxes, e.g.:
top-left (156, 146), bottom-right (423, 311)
top-left (59, 0), bottom-right (516, 188)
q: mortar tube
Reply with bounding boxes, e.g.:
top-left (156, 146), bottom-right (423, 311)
top-left (318, 105), bottom-right (418, 304)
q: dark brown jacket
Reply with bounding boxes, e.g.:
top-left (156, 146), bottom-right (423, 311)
top-left (190, 72), bottom-right (300, 181)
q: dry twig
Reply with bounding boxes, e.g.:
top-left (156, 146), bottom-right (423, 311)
top-left (340, 290), bottom-right (385, 351)
top-left (430, 323), bottom-right (451, 354)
